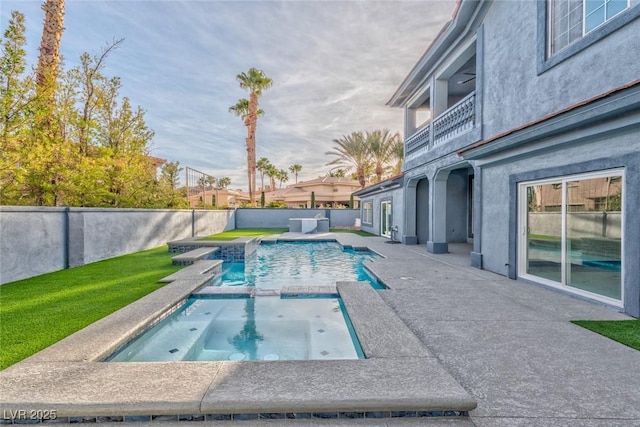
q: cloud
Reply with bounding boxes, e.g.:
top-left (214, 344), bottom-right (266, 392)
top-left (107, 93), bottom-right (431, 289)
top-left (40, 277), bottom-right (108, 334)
top-left (2, 0), bottom-right (456, 187)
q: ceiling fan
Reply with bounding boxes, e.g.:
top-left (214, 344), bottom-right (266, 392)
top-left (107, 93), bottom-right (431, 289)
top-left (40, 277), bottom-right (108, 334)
top-left (456, 72), bottom-right (476, 84)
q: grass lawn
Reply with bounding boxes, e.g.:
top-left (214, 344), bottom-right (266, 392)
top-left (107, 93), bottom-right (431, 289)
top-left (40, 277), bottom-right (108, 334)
top-left (572, 320), bottom-right (640, 351)
top-left (0, 246), bottom-right (180, 370)
top-left (199, 227), bottom-right (375, 240)
top-left (199, 228), bottom-right (288, 240)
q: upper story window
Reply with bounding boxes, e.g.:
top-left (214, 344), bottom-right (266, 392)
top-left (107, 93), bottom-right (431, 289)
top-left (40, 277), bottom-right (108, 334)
top-left (549, 0), bottom-right (629, 55)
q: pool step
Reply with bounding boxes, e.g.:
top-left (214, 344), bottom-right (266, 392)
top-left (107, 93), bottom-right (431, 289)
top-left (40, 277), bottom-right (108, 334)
top-left (159, 260), bottom-right (223, 283)
top-left (172, 247), bottom-right (219, 266)
top-left (281, 285), bottom-right (338, 297)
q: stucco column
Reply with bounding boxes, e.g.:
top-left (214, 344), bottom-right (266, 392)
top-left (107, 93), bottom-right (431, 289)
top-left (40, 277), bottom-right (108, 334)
top-left (427, 171), bottom-right (449, 254)
top-left (470, 165), bottom-right (483, 268)
top-left (402, 180), bottom-right (418, 244)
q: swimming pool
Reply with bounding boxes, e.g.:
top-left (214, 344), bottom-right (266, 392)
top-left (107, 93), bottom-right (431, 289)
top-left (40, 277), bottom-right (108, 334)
top-left (107, 241), bottom-right (376, 362)
top-left (108, 295), bottom-right (363, 362)
top-left (214, 241), bottom-right (383, 289)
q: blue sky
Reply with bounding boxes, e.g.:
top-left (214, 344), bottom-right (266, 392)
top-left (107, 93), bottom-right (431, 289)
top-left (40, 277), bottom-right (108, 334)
top-left (1, 0), bottom-right (455, 189)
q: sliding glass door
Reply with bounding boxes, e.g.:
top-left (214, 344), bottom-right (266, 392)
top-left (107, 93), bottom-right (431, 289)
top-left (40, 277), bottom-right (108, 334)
top-left (381, 201), bottom-right (392, 238)
top-left (518, 170), bottom-right (623, 305)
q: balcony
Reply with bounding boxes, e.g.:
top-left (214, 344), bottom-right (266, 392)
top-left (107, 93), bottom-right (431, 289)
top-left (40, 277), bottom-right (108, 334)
top-left (405, 90), bottom-right (476, 161)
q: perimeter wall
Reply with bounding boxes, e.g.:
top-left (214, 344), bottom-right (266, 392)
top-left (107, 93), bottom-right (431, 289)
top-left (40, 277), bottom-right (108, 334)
top-left (0, 207), bottom-right (234, 285)
top-left (0, 207), bottom-right (360, 285)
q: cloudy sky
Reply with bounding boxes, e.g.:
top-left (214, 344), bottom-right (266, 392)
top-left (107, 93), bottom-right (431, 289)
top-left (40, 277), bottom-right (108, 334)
top-left (2, 0), bottom-right (455, 188)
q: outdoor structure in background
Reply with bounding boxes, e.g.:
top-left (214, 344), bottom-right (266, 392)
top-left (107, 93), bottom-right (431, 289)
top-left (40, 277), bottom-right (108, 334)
top-left (264, 176), bottom-right (362, 208)
top-left (363, 0), bottom-right (640, 317)
top-left (185, 167), bottom-right (248, 209)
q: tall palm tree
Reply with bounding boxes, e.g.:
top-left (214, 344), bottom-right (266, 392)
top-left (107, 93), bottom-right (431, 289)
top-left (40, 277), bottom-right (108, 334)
top-left (235, 68), bottom-right (272, 206)
top-left (326, 131), bottom-right (370, 188)
top-left (229, 98), bottom-right (262, 203)
top-left (256, 157), bottom-right (271, 191)
top-left (289, 164), bottom-right (302, 184)
top-left (36, 0), bottom-right (65, 93)
top-left (366, 129), bottom-right (401, 182)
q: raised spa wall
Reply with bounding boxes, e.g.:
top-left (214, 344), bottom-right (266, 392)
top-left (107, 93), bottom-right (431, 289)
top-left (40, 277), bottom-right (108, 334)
top-left (168, 237), bottom-right (259, 263)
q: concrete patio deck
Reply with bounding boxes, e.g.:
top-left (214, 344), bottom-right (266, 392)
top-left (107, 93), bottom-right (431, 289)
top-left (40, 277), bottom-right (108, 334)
top-left (1, 233), bottom-right (639, 426)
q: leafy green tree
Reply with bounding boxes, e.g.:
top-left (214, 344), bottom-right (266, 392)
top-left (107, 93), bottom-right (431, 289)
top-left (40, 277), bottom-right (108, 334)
top-left (0, 11), bottom-right (32, 202)
top-left (217, 176), bottom-right (231, 189)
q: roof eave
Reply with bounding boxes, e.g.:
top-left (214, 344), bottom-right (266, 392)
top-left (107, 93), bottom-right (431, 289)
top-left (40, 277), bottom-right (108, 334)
top-left (387, 0), bottom-right (483, 108)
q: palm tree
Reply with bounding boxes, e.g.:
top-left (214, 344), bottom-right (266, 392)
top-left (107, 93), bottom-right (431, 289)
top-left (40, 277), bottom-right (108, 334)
top-left (229, 98), bottom-right (259, 203)
top-left (265, 164), bottom-right (278, 191)
top-left (366, 129), bottom-right (401, 183)
top-left (289, 164), bottom-right (302, 184)
top-left (391, 136), bottom-right (404, 175)
top-left (256, 157), bottom-right (271, 191)
top-left (326, 131), bottom-right (370, 188)
top-left (278, 169), bottom-right (289, 189)
top-left (36, 0), bottom-right (65, 93)
top-left (235, 68), bottom-right (272, 206)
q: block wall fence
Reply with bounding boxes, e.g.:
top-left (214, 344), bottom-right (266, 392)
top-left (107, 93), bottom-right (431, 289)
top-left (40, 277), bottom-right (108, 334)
top-left (0, 207), bottom-right (359, 285)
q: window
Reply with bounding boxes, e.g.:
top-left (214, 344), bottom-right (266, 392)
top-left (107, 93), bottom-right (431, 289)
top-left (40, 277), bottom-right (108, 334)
top-left (548, 0), bottom-right (629, 55)
top-left (585, 0), bottom-right (629, 31)
top-left (518, 169), bottom-right (624, 305)
top-left (362, 201), bottom-right (373, 225)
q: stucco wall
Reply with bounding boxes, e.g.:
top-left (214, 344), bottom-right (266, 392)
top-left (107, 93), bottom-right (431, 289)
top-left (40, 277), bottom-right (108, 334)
top-left (358, 188), bottom-right (404, 239)
top-left (234, 208), bottom-right (359, 229)
top-left (0, 207), bottom-right (67, 285)
top-left (0, 207), bottom-right (233, 285)
top-left (481, 1), bottom-right (640, 139)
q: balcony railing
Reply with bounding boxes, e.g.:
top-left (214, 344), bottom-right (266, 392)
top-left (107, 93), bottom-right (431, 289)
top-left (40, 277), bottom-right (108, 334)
top-left (404, 91), bottom-right (476, 161)
top-left (405, 124), bottom-right (430, 156)
top-left (433, 91), bottom-right (476, 145)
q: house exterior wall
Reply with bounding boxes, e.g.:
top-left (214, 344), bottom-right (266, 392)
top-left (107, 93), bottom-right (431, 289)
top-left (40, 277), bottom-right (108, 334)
top-left (391, 0), bottom-right (640, 316)
top-left (481, 0), bottom-right (640, 139)
top-left (358, 187), bottom-right (404, 239)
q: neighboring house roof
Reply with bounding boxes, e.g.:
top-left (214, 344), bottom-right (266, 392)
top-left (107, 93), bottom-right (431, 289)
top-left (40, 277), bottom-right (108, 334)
top-left (295, 176), bottom-right (361, 186)
top-left (353, 173), bottom-right (405, 197)
top-left (458, 78), bottom-right (640, 158)
top-left (387, 0), bottom-right (484, 108)
top-left (148, 156), bottom-right (167, 168)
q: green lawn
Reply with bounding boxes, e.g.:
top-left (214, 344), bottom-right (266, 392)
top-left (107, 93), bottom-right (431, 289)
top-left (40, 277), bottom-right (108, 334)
top-left (199, 227), bottom-right (375, 240)
top-left (572, 320), bottom-right (640, 351)
top-left (0, 246), bottom-right (180, 370)
top-left (199, 228), bottom-right (288, 240)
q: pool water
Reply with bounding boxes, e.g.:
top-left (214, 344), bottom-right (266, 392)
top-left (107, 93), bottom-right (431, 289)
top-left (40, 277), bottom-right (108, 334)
top-left (214, 241), bottom-right (382, 289)
top-left (108, 296), bottom-right (363, 362)
top-left (107, 241), bottom-right (376, 362)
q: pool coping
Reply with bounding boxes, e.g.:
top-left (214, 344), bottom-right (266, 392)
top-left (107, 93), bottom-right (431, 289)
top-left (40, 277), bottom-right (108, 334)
top-left (0, 236), bottom-right (476, 420)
